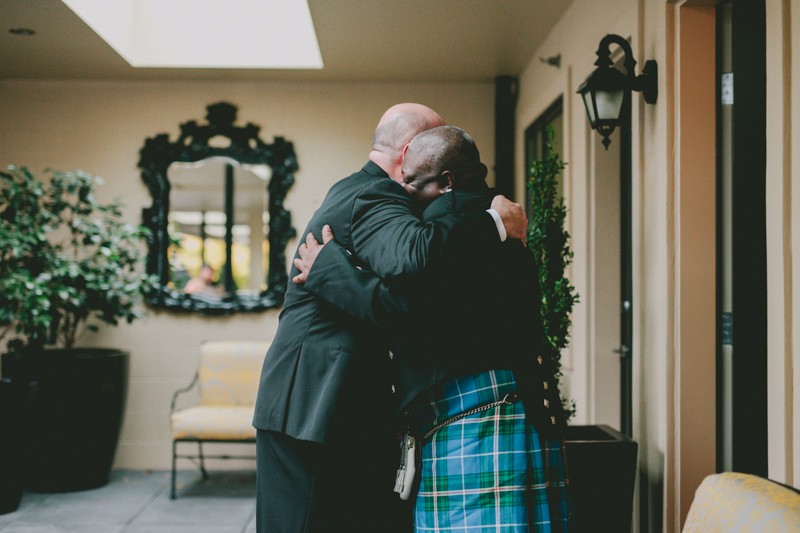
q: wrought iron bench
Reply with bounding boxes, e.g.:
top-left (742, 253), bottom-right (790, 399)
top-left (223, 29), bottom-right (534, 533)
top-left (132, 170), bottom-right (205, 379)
top-left (169, 340), bottom-right (270, 499)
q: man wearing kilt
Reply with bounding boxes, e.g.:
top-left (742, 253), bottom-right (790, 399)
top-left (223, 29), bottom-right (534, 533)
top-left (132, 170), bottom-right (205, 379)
top-left (253, 105), bottom-right (529, 532)
top-left (294, 126), bottom-right (572, 532)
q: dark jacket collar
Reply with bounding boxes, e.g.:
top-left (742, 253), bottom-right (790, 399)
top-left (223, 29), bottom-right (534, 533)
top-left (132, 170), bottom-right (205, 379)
top-left (422, 183), bottom-right (494, 222)
top-left (361, 160), bottom-right (390, 178)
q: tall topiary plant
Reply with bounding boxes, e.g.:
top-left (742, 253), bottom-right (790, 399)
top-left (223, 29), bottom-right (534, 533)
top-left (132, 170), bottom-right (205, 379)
top-left (526, 128), bottom-right (579, 419)
top-left (0, 166), bottom-right (157, 354)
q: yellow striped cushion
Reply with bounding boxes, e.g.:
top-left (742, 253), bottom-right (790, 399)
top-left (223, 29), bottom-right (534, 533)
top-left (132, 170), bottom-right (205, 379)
top-left (170, 405), bottom-right (256, 440)
top-left (198, 341), bottom-right (270, 406)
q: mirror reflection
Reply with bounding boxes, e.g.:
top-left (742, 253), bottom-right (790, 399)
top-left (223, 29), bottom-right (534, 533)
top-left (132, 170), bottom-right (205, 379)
top-left (167, 158), bottom-right (271, 297)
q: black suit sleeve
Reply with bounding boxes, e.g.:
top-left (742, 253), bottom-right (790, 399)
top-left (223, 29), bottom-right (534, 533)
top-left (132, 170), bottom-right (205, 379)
top-left (304, 241), bottom-right (420, 329)
top-left (304, 215), bottom-right (506, 331)
top-left (350, 178), bottom-right (500, 277)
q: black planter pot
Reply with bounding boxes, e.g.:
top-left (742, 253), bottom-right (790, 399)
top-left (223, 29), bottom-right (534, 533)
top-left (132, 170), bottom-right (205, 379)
top-left (0, 378), bottom-right (36, 514)
top-left (565, 424), bottom-right (638, 533)
top-left (1, 349), bottom-right (129, 493)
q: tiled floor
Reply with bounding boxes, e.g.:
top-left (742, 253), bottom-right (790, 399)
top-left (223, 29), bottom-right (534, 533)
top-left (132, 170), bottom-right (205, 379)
top-left (0, 470), bottom-right (257, 533)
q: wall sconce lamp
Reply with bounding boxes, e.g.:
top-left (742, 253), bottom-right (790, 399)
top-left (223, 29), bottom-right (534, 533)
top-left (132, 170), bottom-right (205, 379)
top-left (577, 34), bottom-right (658, 149)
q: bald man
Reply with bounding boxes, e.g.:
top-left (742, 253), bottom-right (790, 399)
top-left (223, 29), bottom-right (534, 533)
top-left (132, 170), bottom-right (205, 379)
top-left (252, 105), bottom-right (527, 532)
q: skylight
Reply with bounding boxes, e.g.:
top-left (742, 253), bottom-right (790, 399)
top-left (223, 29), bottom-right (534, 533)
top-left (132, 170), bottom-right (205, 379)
top-left (61, 0), bottom-right (323, 69)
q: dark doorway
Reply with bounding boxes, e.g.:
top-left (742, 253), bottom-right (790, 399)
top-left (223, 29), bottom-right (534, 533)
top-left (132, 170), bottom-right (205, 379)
top-left (716, 0), bottom-right (768, 476)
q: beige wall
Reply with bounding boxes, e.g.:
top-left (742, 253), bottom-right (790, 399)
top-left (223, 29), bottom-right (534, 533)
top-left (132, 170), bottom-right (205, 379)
top-left (516, 0), bottom-right (637, 431)
top-left (766, 0), bottom-right (800, 487)
top-left (517, 0), bottom-right (724, 531)
top-left (672, 6), bottom-right (718, 528)
top-left (520, 0), bottom-right (800, 531)
top-left (0, 79), bottom-right (494, 468)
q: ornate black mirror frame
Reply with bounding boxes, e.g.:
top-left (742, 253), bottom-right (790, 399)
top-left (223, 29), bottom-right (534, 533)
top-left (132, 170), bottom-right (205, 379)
top-left (139, 102), bottom-right (296, 314)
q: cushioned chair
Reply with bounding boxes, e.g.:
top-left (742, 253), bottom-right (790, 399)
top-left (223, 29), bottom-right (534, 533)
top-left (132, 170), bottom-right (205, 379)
top-left (683, 472), bottom-right (800, 532)
top-left (169, 340), bottom-right (270, 499)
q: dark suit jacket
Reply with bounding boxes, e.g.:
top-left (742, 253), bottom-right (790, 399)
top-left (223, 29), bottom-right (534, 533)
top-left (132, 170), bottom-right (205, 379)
top-left (303, 185), bottom-right (568, 437)
top-left (252, 161), bottom-right (500, 444)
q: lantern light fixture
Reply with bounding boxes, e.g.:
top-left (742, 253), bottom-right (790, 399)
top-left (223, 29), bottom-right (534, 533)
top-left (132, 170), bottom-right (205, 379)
top-left (577, 34), bottom-right (658, 149)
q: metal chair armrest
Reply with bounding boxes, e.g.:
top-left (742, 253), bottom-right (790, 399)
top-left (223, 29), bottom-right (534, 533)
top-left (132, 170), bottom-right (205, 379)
top-left (170, 371), bottom-right (199, 413)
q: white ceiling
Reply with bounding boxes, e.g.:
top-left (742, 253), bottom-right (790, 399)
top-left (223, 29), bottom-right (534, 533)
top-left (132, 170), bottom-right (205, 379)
top-left (0, 0), bottom-right (574, 82)
top-left (60, 0), bottom-right (324, 69)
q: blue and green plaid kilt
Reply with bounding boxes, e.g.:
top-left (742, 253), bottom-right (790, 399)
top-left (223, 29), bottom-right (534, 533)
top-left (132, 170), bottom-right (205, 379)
top-left (410, 369), bottom-right (571, 532)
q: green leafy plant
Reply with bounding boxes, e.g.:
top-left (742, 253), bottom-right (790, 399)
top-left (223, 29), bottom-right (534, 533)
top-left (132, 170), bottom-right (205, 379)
top-left (0, 166), bottom-right (157, 353)
top-left (526, 128), bottom-right (579, 419)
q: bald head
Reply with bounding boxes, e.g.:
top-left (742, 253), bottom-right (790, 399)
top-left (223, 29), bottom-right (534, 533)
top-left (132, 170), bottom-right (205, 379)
top-left (401, 126), bottom-right (489, 206)
top-left (369, 103), bottom-right (445, 178)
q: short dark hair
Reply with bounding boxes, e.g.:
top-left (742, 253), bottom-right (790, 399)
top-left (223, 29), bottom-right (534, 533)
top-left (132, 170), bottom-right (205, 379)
top-left (408, 126), bottom-right (487, 188)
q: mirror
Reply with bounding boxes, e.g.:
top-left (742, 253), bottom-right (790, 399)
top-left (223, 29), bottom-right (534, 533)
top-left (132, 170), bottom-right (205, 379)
top-left (139, 102), bottom-right (296, 314)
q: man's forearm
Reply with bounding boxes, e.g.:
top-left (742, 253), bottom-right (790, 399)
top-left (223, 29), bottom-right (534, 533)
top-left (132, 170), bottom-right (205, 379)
top-left (304, 241), bottom-right (418, 328)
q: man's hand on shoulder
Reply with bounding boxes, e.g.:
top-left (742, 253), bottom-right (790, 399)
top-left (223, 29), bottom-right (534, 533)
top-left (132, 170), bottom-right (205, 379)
top-left (490, 195), bottom-right (528, 241)
top-left (293, 225), bottom-right (334, 284)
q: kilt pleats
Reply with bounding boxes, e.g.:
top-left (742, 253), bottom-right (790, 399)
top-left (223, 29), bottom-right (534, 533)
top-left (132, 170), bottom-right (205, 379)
top-left (411, 370), bottom-right (571, 532)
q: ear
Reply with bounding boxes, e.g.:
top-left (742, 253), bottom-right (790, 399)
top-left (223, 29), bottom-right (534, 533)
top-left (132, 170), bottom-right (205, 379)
top-left (400, 143), bottom-right (410, 160)
top-left (389, 144), bottom-right (411, 182)
top-left (441, 170), bottom-right (455, 193)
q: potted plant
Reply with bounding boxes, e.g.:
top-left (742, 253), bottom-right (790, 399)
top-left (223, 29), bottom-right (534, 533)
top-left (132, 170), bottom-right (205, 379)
top-left (526, 131), bottom-right (637, 532)
top-left (0, 166), bottom-right (156, 496)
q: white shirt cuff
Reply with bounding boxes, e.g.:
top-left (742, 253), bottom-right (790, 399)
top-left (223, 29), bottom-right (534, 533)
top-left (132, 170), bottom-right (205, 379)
top-left (486, 209), bottom-right (507, 242)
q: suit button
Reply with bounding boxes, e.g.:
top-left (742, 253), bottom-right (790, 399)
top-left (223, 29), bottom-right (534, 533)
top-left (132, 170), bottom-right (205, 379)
top-left (391, 385), bottom-right (396, 394)
top-left (388, 350), bottom-right (394, 360)
top-left (551, 416), bottom-right (557, 425)
top-left (543, 381), bottom-right (549, 390)
top-left (537, 355), bottom-right (544, 365)
top-left (543, 399), bottom-right (550, 408)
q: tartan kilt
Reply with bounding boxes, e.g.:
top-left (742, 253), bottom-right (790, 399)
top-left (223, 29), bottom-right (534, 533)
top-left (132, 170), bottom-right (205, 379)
top-left (410, 369), bottom-right (571, 533)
